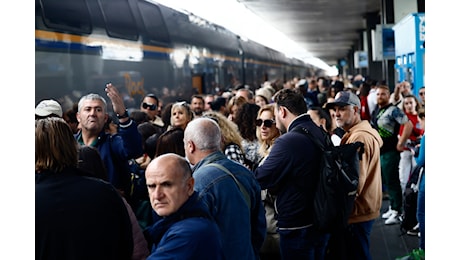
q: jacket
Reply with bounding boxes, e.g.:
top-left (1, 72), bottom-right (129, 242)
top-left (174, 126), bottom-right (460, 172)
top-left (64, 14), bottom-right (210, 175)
top-left (36, 168), bottom-right (133, 260)
top-left (254, 114), bottom-right (325, 228)
top-left (192, 151), bottom-right (266, 260)
top-left (76, 119), bottom-right (143, 195)
top-left (340, 120), bottom-right (384, 223)
top-left (146, 192), bottom-right (224, 260)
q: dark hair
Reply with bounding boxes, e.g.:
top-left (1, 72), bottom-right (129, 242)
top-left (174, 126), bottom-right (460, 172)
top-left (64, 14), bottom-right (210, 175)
top-left (129, 109), bottom-right (149, 125)
top-left (78, 145), bottom-right (109, 181)
top-left (358, 82), bottom-right (371, 97)
top-left (155, 127), bottom-right (185, 157)
top-left (210, 97), bottom-right (227, 111)
top-left (191, 94), bottom-right (204, 102)
top-left (161, 102), bottom-right (173, 131)
top-left (145, 93), bottom-right (159, 104)
top-left (137, 122), bottom-right (160, 150)
top-left (63, 103), bottom-right (78, 124)
top-left (308, 106), bottom-right (332, 132)
top-left (234, 103), bottom-right (260, 141)
top-left (403, 94), bottom-right (421, 113)
top-left (273, 88), bottom-right (308, 116)
top-left (144, 133), bottom-right (160, 159)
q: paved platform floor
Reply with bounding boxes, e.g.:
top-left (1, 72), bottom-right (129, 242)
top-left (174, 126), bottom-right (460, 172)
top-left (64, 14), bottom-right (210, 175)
top-left (370, 199), bottom-right (420, 260)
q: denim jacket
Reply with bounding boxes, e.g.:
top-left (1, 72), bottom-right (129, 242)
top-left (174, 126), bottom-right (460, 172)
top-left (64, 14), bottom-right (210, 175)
top-left (192, 151), bottom-right (266, 260)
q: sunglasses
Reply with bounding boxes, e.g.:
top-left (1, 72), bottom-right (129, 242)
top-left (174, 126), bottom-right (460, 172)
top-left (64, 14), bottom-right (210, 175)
top-left (256, 119), bottom-right (275, 127)
top-left (142, 102), bottom-right (157, 110)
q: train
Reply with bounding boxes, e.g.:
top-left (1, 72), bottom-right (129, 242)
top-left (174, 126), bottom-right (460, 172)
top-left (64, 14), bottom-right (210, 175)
top-left (35, 0), bottom-right (325, 110)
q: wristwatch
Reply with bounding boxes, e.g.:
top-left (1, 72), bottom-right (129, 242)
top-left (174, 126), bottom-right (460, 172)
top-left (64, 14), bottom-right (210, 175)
top-left (116, 109), bottom-right (129, 119)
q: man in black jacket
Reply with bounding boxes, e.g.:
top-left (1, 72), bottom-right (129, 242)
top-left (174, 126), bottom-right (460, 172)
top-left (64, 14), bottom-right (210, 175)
top-left (254, 88), bottom-right (330, 259)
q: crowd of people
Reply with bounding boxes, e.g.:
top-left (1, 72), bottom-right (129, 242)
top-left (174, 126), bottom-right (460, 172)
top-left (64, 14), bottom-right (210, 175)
top-left (35, 75), bottom-right (426, 259)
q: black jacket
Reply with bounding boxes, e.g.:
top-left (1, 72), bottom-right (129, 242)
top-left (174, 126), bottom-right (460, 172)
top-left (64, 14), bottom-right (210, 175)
top-left (254, 114), bottom-right (326, 228)
top-left (36, 167), bottom-right (133, 260)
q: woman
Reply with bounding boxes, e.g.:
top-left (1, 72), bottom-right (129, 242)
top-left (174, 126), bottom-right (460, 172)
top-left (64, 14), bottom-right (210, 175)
top-left (226, 95), bottom-right (247, 122)
top-left (254, 104), bottom-right (281, 259)
top-left (36, 117), bottom-right (134, 260)
top-left (233, 103), bottom-right (261, 169)
top-left (169, 101), bottom-right (194, 131)
top-left (399, 94), bottom-right (424, 192)
top-left (155, 127), bottom-right (186, 158)
top-left (201, 110), bottom-right (246, 165)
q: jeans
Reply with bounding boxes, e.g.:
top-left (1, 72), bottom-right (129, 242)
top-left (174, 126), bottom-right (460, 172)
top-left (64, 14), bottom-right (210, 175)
top-left (346, 220), bottom-right (375, 259)
top-left (417, 172), bottom-right (425, 250)
top-left (325, 220), bottom-right (375, 260)
top-left (278, 226), bottom-right (330, 260)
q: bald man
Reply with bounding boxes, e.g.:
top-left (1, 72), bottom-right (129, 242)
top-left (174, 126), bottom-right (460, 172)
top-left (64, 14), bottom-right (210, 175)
top-left (144, 153), bottom-right (223, 259)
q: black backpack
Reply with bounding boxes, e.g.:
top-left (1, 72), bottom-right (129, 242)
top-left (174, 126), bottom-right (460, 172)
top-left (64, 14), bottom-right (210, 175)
top-left (293, 126), bottom-right (364, 233)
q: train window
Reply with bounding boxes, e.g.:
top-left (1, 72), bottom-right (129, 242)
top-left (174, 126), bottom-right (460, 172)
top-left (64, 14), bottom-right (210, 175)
top-left (137, 0), bottom-right (170, 43)
top-left (98, 0), bottom-right (138, 41)
top-left (40, 0), bottom-right (92, 34)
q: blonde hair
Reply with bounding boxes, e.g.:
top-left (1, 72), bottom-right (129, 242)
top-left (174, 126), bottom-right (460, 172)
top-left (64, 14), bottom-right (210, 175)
top-left (256, 104), bottom-right (280, 158)
top-left (170, 101), bottom-right (194, 129)
top-left (201, 111), bottom-right (243, 150)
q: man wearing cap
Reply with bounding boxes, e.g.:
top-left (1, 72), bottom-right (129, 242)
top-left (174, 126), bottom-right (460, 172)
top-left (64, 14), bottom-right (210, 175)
top-left (325, 91), bottom-right (383, 259)
top-left (35, 99), bottom-right (63, 119)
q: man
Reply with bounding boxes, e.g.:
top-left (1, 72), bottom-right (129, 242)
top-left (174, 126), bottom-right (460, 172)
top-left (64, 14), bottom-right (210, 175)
top-left (254, 88), bottom-right (330, 259)
top-left (144, 153), bottom-right (224, 259)
top-left (418, 86), bottom-right (425, 109)
top-left (325, 91), bottom-right (384, 259)
top-left (236, 87), bottom-right (255, 104)
top-left (204, 94), bottom-right (215, 112)
top-left (140, 93), bottom-right (165, 133)
top-left (371, 85), bottom-right (413, 225)
top-left (36, 117), bottom-right (133, 260)
top-left (35, 99), bottom-right (63, 119)
top-left (190, 94), bottom-right (205, 117)
top-left (184, 118), bottom-right (266, 260)
top-left (76, 83), bottom-right (143, 198)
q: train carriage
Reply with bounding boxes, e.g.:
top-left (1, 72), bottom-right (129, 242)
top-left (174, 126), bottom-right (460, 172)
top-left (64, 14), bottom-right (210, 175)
top-left (35, 0), bottom-right (323, 110)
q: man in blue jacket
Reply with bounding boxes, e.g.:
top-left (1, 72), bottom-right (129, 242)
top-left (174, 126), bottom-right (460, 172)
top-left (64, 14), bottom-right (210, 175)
top-left (145, 153), bottom-right (224, 259)
top-left (184, 117), bottom-right (266, 260)
top-left (254, 88), bottom-right (330, 259)
top-left (75, 83), bottom-right (143, 198)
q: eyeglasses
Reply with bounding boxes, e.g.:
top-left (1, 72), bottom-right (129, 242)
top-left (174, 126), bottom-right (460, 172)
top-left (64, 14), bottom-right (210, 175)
top-left (142, 102), bottom-right (157, 110)
top-left (256, 119), bottom-right (275, 127)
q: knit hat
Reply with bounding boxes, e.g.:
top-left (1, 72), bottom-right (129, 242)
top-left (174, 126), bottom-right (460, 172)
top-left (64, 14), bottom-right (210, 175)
top-left (255, 87), bottom-right (272, 103)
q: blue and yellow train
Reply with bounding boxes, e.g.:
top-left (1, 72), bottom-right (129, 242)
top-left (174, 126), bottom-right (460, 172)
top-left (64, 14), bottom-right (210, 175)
top-left (35, 0), bottom-right (324, 108)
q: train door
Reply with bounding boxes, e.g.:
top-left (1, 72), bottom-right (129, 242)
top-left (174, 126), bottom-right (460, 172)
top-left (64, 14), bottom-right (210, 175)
top-left (192, 73), bottom-right (204, 94)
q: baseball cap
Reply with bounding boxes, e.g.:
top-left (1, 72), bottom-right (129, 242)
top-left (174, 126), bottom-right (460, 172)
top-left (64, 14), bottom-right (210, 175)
top-left (35, 99), bottom-right (63, 117)
top-left (325, 91), bottom-right (360, 110)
